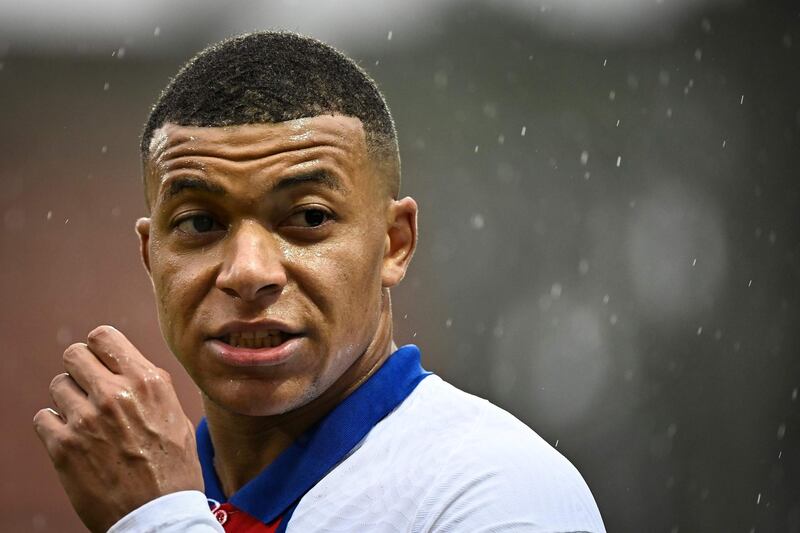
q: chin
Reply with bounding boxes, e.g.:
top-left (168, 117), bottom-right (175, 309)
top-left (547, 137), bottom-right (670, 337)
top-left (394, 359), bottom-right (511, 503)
top-left (203, 376), bottom-right (319, 418)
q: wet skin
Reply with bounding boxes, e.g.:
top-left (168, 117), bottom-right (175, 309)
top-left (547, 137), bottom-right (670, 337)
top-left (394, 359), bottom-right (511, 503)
top-left (34, 114), bottom-right (418, 530)
top-left (137, 116), bottom-right (418, 492)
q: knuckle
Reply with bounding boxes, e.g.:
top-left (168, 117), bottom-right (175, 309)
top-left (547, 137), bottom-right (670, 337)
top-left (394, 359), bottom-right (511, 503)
top-left (87, 324), bottom-right (116, 343)
top-left (58, 432), bottom-right (83, 454)
top-left (48, 373), bottom-right (69, 394)
top-left (153, 367), bottom-right (173, 386)
top-left (32, 408), bottom-right (50, 428)
top-left (62, 343), bottom-right (85, 365)
top-left (96, 391), bottom-right (122, 414)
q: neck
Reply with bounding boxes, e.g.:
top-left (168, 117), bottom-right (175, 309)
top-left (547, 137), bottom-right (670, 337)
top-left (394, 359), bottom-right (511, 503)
top-left (204, 290), bottom-right (397, 497)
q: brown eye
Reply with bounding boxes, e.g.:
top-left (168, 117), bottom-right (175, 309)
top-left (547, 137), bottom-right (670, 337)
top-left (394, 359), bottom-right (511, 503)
top-left (304, 209), bottom-right (327, 227)
top-left (284, 208), bottom-right (333, 228)
top-left (176, 214), bottom-right (224, 234)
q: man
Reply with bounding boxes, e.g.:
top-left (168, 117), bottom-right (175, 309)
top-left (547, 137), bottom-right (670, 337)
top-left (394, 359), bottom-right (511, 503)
top-left (34, 32), bottom-right (605, 532)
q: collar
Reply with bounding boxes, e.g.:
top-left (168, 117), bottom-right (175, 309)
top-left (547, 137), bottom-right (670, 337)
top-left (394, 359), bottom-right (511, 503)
top-left (196, 344), bottom-right (430, 525)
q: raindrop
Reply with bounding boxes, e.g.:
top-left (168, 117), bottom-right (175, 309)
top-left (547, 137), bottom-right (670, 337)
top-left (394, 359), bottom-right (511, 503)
top-left (387, 30), bottom-right (393, 41)
top-left (615, 119), bottom-right (620, 127)
top-left (103, 82), bottom-right (110, 91)
top-left (554, 439), bottom-right (559, 448)
top-left (782, 33), bottom-right (792, 48)
top-left (792, 387), bottom-right (798, 401)
top-left (445, 318), bottom-right (453, 328)
top-left (474, 145), bottom-right (479, 153)
top-left (101, 145), bottom-right (108, 154)
top-left (115, 47), bottom-right (126, 59)
top-left (756, 492), bottom-right (761, 505)
top-left (520, 126), bottom-right (527, 136)
top-left (768, 230), bottom-right (777, 244)
top-left (608, 90), bottom-right (616, 101)
top-left (658, 70), bottom-right (670, 86)
top-left (701, 18), bottom-right (712, 33)
top-left (470, 213), bottom-right (485, 230)
top-left (616, 155), bottom-right (622, 167)
top-left (56, 326), bottom-right (72, 346)
top-left (691, 258), bottom-right (697, 266)
top-left (609, 314), bottom-right (618, 326)
top-left (740, 94), bottom-right (745, 105)
top-left (154, 26), bottom-right (161, 37)
top-left (32, 514), bottom-right (47, 530)
top-left (46, 210), bottom-right (52, 220)
top-left (550, 283), bottom-right (562, 299)
top-left (666, 108), bottom-right (673, 118)
top-left (580, 150), bottom-right (589, 165)
top-left (497, 134), bottom-right (505, 145)
top-left (777, 423), bottom-right (786, 440)
top-left (602, 58), bottom-right (607, 67)
top-left (694, 48), bottom-right (703, 62)
top-left (697, 326), bottom-right (703, 335)
top-left (748, 279), bottom-right (753, 287)
top-left (722, 139), bottom-right (727, 148)
top-left (602, 294), bottom-right (610, 304)
top-left (667, 423), bottom-right (678, 438)
top-left (578, 259), bottom-right (590, 275)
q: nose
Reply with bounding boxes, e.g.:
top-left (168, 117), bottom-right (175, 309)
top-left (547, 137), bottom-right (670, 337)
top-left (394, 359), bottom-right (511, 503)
top-left (216, 221), bottom-right (287, 302)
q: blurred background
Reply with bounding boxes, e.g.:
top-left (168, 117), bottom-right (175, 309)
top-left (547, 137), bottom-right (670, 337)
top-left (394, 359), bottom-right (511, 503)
top-left (1, 0), bottom-right (798, 531)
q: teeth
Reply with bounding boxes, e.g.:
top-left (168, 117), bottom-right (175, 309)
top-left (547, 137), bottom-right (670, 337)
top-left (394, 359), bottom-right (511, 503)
top-left (225, 331), bottom-right (285, 348)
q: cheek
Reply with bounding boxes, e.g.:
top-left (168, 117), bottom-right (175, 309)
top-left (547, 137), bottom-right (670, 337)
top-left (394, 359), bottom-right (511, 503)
top-left (151, 248), bottom-right (215, 348)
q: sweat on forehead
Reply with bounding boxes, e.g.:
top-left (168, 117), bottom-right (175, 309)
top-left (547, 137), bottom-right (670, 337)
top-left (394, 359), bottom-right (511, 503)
top-left (147, 117), bottom-right (366, 159)
top-left (142, 116), bottom-right (382, 209)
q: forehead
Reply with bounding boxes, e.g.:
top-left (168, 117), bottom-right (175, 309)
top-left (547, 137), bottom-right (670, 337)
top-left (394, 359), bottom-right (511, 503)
top-left (144, 115), bottom-right (370, 202)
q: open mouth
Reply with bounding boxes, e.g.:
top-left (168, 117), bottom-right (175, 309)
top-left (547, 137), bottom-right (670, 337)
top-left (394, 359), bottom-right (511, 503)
top-left (218, 331), bottom-right (295, 349)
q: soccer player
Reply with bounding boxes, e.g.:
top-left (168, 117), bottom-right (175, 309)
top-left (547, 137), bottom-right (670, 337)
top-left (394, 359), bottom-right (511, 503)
top-left (33, 32), bottom-right (606, 532)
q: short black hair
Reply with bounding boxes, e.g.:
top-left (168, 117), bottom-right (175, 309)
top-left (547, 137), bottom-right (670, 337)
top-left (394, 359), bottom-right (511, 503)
top-left (141, 31), bottom-right (400, 196)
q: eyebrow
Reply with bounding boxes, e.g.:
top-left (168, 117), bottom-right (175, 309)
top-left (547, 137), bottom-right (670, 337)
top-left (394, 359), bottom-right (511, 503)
top-left (159, 176), bottom-right (226, 203)
top-left (270, 170), bottom-right (346, 194)
top-left (158, 169), bottom-right (346, 205)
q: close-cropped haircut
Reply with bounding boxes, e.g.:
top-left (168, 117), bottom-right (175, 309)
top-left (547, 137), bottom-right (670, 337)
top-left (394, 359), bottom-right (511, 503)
top-left (141, 31), bottom-right (400, 197)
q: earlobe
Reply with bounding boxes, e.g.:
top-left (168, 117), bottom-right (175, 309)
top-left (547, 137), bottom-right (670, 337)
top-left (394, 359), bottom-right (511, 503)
top-left (381, 197), bottom-right (418, 288)
top-left (135, 218), bottom-right (152, 276)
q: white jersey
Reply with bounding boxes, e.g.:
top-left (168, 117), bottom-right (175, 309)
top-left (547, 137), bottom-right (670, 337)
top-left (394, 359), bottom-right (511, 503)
top-left (110, 346), bottom-right (605, 533)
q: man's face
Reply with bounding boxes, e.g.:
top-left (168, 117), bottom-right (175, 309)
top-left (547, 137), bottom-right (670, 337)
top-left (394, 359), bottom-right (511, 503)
top-left (137, 116), bottom-right (412, 417)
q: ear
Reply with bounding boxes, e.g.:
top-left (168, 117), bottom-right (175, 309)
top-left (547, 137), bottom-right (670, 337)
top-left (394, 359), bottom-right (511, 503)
top-left (135, 217), bottom-right (152, 277)
top-left (381, 197), bottom-right (418, 288)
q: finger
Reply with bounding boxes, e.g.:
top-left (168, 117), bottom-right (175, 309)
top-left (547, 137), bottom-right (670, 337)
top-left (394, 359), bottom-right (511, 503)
top-left (49, 373), bottom-right (88, 422)
top-left (62, 342), bottom-right (115, 398)
top-left (86, 325), bottom-right (154, 375)
top-left (33, 407), bottom-right (68, 458)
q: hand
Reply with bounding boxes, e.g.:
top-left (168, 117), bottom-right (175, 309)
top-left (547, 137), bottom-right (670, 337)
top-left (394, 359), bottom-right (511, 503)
top-left (33, 325), bottom-right (204, 533)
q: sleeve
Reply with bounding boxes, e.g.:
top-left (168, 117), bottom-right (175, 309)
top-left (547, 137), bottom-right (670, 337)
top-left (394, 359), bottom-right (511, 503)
top-left (107, 490), bottom-right (225, 533)
top-left (414, 414), bottom-right (606, 533)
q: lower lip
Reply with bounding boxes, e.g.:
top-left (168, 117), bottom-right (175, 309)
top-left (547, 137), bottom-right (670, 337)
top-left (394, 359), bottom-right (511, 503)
top-left (208, 336), bottom-right (303, 367)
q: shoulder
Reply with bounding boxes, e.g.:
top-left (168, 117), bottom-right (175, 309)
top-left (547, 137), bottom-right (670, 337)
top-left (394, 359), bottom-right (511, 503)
top-left (404, 376), bottom-right (606, 532)
top-left (290, 375), bottom-right (606, 532)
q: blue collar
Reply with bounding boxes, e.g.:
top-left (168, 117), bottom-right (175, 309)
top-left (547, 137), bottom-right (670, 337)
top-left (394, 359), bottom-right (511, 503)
top-left (196, 344), bottom-right (431, 525)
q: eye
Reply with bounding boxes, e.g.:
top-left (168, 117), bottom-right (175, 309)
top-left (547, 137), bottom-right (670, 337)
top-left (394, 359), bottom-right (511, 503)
top-left (175, 214), bottom-right (225, 235)
top-left (284, 208), bottom-right (333, 228)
